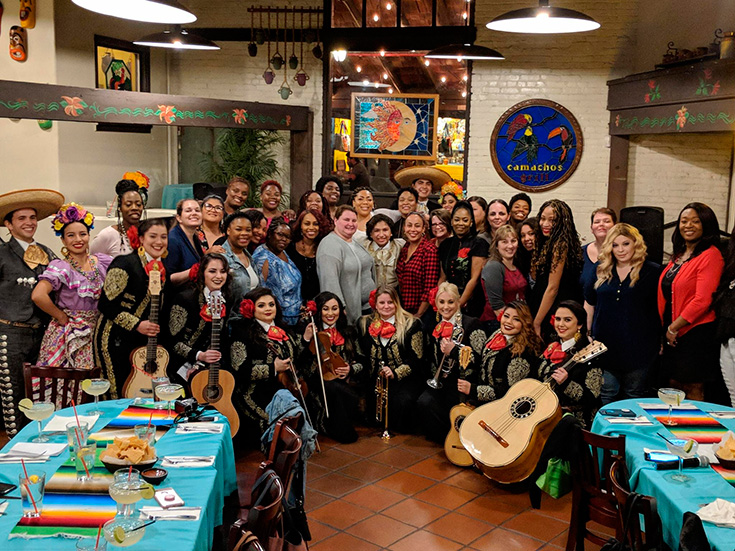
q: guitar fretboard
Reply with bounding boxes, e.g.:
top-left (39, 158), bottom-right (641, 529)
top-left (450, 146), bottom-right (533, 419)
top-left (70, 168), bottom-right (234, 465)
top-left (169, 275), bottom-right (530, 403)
top-left (145, 295), bottom-right (160, 371)
top-left (208, 319), bottom-right (222, 387)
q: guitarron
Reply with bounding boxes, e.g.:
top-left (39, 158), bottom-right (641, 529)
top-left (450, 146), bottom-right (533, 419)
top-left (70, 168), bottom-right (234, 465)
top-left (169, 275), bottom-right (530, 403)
top-left (444, 402), bottom-right (475, 467)
top-left (123, 267), bottom-right (170, 398)
top-left (190, 290), bottom-right (240, 437)
top-left (459, 341), bottom-right (607, 484)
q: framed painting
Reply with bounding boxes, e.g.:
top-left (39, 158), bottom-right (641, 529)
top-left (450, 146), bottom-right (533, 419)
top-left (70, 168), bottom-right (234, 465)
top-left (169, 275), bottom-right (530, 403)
top-left (350, 93), bottom-right (439, 160)
top-left (490, 99), bottom-right (583, 192)
top-left (94, 35), bottom-right (150, 93)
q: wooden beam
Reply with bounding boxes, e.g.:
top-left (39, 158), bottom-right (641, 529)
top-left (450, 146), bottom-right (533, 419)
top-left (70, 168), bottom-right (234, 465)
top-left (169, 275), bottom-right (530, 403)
top-left (290, 110), bottom-right (314, 208)
top-left (607, 135), bottom-right (629, 214)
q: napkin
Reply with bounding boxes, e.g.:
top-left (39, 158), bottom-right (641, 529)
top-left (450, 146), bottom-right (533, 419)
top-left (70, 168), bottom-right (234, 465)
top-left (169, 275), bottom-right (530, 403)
top-left (174, 422), bottom-right (224, 435)
top-left (710, 411), bottom-right (735, 419)
top-left (0, 454), bottom-right (47, 463)
top-left (42, 414), bottom-right (99, 432)
top-left (139, 506), bottom-right (201, 521)
top-left (605, 416), bottom-right (654, 425)
top-left (697, 498), bottom-right (735, 527)
top-left (9, 442), bottom-right (67, 457)
top-left (639, 402), bottom-right (698, 410)
top-left (161, 456), bottom-right (215, 468)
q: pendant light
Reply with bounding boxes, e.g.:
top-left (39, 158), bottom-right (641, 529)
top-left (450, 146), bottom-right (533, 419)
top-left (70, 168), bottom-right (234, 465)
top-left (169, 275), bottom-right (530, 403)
top-left (71, 0), bottom-right (197, 24)
top-left (134, 27), bottom-right (219, 50)
top-left (425, 44), bottom-right (504, 61)
top-left (486, 0), bottom-right (600, 34)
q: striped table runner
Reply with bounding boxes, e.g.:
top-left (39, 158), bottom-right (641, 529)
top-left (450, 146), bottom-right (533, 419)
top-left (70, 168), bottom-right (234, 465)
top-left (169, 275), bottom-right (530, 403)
top-left (640, 403), bottom-right (729, 444)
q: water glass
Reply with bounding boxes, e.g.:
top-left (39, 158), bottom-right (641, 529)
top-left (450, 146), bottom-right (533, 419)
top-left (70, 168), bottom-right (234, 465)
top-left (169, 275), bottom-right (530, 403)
top-left (134, 424), bottom-right (156, 446)
top-left (75, 441), bottom-right (97, 481)
top-left (66, 421), bottom-right (90, 461)
top-left (19, 470), bottom-right (45, 518)
top-left (76, 537), bottom-right (107, 551)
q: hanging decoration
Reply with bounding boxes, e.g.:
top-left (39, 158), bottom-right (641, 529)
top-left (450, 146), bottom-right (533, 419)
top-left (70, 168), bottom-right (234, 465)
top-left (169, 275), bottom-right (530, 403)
top-left (288, 8), bottom-right (298, 70)
top-left (262, 9), bottom-right (275, 84)
top-left (9, 26), bottom-right (27, 62)
top-left (19, 0), bottom-right (35, 29)
top-left (294, 10), bottom-right (309, 87)
top-left (271, 9), bottom-right (283, 70)
top-left (312, 9), bottom-right (322, 59)
top-left (248, 8), bottom-right (257, 57)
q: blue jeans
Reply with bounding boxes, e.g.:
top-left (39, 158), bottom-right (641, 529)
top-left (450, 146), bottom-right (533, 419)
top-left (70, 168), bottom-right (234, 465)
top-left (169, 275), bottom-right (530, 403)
top-left (601, 368), bottom-right (649, 404)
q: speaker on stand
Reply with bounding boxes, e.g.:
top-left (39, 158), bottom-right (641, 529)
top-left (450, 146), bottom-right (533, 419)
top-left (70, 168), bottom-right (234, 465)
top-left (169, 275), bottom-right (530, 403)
top-left (620, 206), bottom-right (665, 265)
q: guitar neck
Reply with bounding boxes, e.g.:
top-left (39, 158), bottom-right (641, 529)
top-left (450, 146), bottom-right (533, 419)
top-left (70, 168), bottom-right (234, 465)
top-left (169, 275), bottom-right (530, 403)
top-left (208, 319), bottom-right (222, 387)
top-left (146, 295), bottom-right (160, 363)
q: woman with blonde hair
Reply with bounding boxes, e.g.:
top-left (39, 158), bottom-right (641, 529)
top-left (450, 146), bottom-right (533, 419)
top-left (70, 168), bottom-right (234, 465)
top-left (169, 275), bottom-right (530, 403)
top-left (416, 282), bottom-right (487, 442)
top-left (357, 285), bottom-right (424, 433)
top-left (585, 223), bottom-right (661, 403)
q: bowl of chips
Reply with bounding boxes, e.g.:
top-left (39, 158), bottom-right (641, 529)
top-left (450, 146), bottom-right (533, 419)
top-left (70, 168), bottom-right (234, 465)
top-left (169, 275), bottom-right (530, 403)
top-left (714, 431), bottom-right (735, 470)
top-left (100, 436), bottom-right (158, 473)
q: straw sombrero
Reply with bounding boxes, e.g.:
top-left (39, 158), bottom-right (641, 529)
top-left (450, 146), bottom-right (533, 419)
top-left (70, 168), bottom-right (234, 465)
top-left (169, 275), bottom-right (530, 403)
top-left (0, 189), bottom-right (65, 222)
top-left (394, 166), bottom-right (452, 191)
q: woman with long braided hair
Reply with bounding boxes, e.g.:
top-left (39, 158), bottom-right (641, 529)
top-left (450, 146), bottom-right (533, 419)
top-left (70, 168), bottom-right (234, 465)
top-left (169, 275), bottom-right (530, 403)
top-left (528, 199), bottom-right (583, 340)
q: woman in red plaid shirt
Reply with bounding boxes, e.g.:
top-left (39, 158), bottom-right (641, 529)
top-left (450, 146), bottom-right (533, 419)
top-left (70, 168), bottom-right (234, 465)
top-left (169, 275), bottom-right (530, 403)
top-left (396, 212), bottom-right (440, 317)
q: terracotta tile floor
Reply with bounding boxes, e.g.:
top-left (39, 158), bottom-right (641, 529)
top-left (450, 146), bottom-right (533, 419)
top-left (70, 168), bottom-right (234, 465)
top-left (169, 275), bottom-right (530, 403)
top-left (235, 426), bottom-right (609, 551)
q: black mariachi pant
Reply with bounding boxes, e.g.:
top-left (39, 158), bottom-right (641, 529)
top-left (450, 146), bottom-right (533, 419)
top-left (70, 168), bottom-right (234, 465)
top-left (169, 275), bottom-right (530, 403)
top-left (0, 325), bottom-right (44, 436)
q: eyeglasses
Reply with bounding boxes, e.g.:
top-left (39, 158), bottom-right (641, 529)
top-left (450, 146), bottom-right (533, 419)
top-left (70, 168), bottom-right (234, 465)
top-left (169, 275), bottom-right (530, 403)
top-left (203, 203), bottom-right (224, 211)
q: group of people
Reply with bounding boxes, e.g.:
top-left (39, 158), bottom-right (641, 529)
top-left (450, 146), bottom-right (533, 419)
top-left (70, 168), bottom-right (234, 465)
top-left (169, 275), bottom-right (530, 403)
top-left (1, 168), bottom-right (734, 449)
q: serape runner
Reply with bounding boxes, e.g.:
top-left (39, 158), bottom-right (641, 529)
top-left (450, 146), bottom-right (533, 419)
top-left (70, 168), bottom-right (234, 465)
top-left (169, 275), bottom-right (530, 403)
top-left (105, 403), bottom-right (175, 428)
top-left (640, 403), bottom-right (729, 444)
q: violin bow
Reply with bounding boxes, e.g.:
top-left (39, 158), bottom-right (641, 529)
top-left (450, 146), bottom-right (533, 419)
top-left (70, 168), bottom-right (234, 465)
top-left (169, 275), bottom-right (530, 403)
top-left (308, 311), bottom-right (330, 419)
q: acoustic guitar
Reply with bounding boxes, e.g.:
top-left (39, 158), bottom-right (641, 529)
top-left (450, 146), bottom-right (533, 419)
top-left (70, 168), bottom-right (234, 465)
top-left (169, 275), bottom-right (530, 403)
top-left (123, 268), bottom-right (170, 398)
top-left (190, 290), bottom-right (240, 437)
top-left (459, 341), bottom-right (607, 484)
top-left (444, 402), bottom-right (475, 467)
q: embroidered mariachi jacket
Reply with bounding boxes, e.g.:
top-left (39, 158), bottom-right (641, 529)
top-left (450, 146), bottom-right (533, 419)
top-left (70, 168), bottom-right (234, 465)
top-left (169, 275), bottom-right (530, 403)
top-left (473, 330), bottom-right (539, 404)
top-left (229, 321), bottom-right (302, 430)
top-left (164, 287), bottom-right (231, 372)
top-left (298, 327), bottom-right (365, 381)
top-left (537, 342), bottom-right (603, 429)
top-left (95, 252), bottom-right (166, 398)
top-left (357, 316), bottom-right (424, 382)
top-left (428, 313), bottom-right (486, 387)
top-left (0, 239), bottom-right (56, 325)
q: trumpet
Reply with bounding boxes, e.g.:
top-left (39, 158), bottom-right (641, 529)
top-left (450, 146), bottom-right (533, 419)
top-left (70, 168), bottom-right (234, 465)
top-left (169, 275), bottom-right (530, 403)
top-left (427, 329), bottom-right (464, 389)
top-left (374, 361), bottom-right (391, 441)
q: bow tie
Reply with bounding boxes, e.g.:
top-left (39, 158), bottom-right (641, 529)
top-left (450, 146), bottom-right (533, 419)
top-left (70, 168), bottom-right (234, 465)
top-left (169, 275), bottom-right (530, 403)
top-left (486, 332), bottom-right (508, 351)
top-left (23, 244), bottom-right (49, 270)
top-left (144, 259), bottom-right (166, 281)
top-left (543, 342), bottom-right (567, 364)
top-left (267, 326), bottom-right (289, 342)
top-left (433, 321), bottom-right (454, 339)
top-left (369, 320), bottom-right (396, 339)
top-left (326, 327), bottom-right (345, 346)
top-left (200, 302), bottom-right (226, 322)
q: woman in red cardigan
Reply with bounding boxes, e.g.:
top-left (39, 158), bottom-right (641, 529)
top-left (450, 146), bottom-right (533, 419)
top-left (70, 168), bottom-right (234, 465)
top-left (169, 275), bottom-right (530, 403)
top-left (658, 203), bottom-right (724, 401)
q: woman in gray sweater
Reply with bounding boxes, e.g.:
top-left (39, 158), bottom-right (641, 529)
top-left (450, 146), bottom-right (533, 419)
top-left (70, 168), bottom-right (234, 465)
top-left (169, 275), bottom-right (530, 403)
top-left (317, 205), bottom-right (376, 324)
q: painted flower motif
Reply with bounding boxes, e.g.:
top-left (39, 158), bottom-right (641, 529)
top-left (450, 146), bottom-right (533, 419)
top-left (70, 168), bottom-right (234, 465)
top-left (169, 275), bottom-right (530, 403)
top-left (457, 247), bottom-right (470, 259)
top-left (158, 105), bottom-right (176, 124)
top-left (676, 106), bottom-right (689, 129)
top-left (648, 80), bottom-right (656, 89)
top-left (712, 81), bottom-right (721, 95)
top-left (240, 299), bottom-right (255, 319)
top-left (615, 115), bottom-right (621, 127)
top-left (61, 96), bottom-right (85, 117)
top-left (233, 109), bottom-right (248, 124)
top-left (704, 69), bottom-right (713, 80)
top-left (644, 93), bottom-right (650, 103)
top-left (286, 115), bottom-right (291, 126)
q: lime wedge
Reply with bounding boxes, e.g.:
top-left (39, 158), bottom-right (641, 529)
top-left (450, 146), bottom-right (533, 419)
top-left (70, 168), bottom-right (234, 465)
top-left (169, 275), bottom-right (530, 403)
top-left (140, 483), bottom-right (155, 500)
top-left (113, 526), bottom-right (126, 543)
top-left (18, 398), bottom-right (33, 411)
top-left (81, 379), bottom-right (93, 392)
top-left (684, 439), bottom-right (694, 454)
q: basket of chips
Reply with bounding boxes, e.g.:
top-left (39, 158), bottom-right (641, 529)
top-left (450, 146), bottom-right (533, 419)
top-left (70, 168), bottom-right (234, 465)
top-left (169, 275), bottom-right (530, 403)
top-left (714, 431), bottom-right (735, 470)
top-left (100, 436), bottom-right (158, 473)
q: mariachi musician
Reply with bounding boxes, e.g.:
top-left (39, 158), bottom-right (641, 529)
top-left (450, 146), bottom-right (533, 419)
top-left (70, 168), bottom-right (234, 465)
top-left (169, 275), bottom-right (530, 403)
top-left (301, 292), bottom-right (364, 443)
top-left (357, 285), bottom-right (424, 434)
top-left (0, 189), bottom-right (64, 436)
top-left (229, 288), bottom-right (304, 434)
top-left (415, 282), bottom-right (487, 443)
top-left (94, 219), bottom-right (169, 399)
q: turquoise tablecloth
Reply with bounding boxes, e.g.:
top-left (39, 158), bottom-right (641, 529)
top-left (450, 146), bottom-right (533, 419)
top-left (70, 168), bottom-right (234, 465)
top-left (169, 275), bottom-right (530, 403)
top-left (0, 399), bottom-right (237, 550)
top-left (591, 399), bottom-right (735, 551)
top-left (162, 184), bottom-right (194, 210)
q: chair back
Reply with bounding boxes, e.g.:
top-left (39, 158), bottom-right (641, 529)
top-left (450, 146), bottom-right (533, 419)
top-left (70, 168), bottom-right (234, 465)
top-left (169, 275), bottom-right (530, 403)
top-left (609, 460), bottom-right (663, 551)
top-left (246, 467), bottom-right (284, 545)
top-left (23, 363), bottom-right (102, 408)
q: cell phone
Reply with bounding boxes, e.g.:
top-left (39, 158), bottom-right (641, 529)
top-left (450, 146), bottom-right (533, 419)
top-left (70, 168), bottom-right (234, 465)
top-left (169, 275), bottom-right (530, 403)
top-left (644, 451), bottom-right (679, 463)
top-left (0, 482), bottom-right (18, 495)
top-left (154, 487), bottom-right (185, 509)
top-left (599, 408), bottom-right (637, 418)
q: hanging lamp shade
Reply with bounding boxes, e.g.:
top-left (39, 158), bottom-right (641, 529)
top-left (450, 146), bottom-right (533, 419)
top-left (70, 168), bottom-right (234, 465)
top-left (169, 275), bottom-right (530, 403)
top-left (425, 44), bottom-right (504, 61)
top-left (486, 0), bottom-right (600, 34)
top-left (71, 0), bottom-right (197, 24)
top-left (134, 27), bottom-right (219, 50)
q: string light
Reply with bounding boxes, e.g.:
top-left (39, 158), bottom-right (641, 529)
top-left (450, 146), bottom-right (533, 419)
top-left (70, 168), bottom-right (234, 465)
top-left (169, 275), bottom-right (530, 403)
top-left (440, 76), bottom-right (447, 83)
top-left (388, 87), bottom-right (394, 94)
top-left (332, 49), bottom-right (347, 62)
top-left (462, 12), bottom-right (468, 20)
top-left (373, 13), bottom-right (379, 22)
top-left (462, 91), bottom-right (467, 97)
top-left (379, 49), bottom-right (386, 57)
top-left (356, 65), bottom-right (362, 73)
top-left (424, 59), bottom-right (430, 66)
top-left (382, 72), bottom-right (388, 80)
top-left (386, 2), bottom-right (392, 10)
top-left (463, 74), bottom-right (468, 81)
top-left (363, 79), bottom-right (369, 86)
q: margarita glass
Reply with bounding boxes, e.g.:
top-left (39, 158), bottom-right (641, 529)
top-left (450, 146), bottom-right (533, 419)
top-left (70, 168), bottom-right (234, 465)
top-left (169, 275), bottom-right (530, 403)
top-left (82, 378), bottom-right (111, 415)
top-left (155, 383), bottom-right (183, 420)
top-left (19, 399), bottom-right (55, 443)
top-left (657, 388), bottom-right (686, 426)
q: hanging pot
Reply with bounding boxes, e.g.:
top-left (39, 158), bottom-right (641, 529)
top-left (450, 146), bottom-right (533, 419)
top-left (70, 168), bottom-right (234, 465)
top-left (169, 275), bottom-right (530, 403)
top-left (312, 11), bottom-right (322, 59)
top-left (248, 43), bottom-right (258, 57)
top-left (248, 8), bottom-right (258, 57)
top-left (263, 67), bottom-right (276, 84)
top-left (271, 9), bottom-right (284, 70)
top-left (255, 10), bottom-right (265, 45)
top-left (294, 12), bottom-right (309, 87)
top-left (288, 8), bottom-right (298, 70)
top-left (278, 82), bottom-right (293, 100)
top-left (304, 11), bottom-right (316, 44)
top-left (263, 9), bottom-right (275, 84)
top-left (294, 69), bottom-right (310, 87)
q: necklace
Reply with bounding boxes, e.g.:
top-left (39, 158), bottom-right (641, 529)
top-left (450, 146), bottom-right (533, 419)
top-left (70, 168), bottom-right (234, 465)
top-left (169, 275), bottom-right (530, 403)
top-left (65, 253), bottom-right (101, 283)
top-left (118, 222), bottom-right (131, 251)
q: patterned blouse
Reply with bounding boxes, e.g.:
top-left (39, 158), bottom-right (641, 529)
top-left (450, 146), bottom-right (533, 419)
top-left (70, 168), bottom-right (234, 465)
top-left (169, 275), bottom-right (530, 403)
top-left (396, 238), bottom-right (440, 314)
top-left (252, 245), bottom-right (303, 325)
top-left (361, 238), bottom-right (405, 290)
top-left (39, 255), bottom-right (113, 311)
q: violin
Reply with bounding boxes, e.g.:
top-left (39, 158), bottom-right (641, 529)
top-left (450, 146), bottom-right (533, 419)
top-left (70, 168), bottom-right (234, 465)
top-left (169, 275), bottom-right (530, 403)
top-left (264, 340), bottom-right (309, 399)
top-left (309, 331), bottom-right (349, 381)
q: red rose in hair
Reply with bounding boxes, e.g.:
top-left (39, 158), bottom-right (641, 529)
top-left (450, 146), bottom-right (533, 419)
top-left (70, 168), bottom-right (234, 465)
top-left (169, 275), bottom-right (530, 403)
top-left (427, 286), bottom-right (439, 312)
top-left (369, 289), bottom-right (378, 310)
top-left (549, 314), bottom-right (556, 327)
top-left (305, 300), bottom-right (317, 315)
top-left (240, 299), bottom-right (255, 319)
top-left (127, 225), bottom-right (140, 249)
top-left (457, 247), bottom-right (470, 259)
top-left (189, 263), bottom-right (200, 282)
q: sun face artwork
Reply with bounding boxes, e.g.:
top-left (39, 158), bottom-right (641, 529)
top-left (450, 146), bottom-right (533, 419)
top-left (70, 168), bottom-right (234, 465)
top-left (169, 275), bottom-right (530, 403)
top-left (351, 93), bottom-right (439, 160)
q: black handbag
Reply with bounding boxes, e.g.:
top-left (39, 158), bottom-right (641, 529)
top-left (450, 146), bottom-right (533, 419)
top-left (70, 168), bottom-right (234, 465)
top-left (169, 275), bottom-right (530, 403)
top-left (600, 493), bottom-right (642, 551)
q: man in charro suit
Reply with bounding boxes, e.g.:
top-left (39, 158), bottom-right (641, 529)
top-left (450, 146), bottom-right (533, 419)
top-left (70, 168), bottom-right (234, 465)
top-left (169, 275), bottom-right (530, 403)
top-left (0, 189), bottom-right (64, 436)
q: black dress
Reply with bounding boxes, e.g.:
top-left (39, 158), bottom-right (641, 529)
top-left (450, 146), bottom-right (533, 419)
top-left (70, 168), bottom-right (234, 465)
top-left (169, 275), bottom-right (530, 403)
top-left (438, 235), bottom-right (490, 318)
top-left (415, 314), bottom-right (486, 442)
top-left (286, 242), bottom-right (319, 302)
top-left (95, 252), bottom-right (167, 399)
top-left (357, 316), bottom-right (425, 433)
top-left (473, 331), bottom-right (539, 405)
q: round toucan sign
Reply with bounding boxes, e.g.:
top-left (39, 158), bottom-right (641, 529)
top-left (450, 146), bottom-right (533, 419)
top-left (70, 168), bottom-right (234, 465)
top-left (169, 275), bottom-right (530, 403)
top-left (490, 99), bottom-right (583, 192)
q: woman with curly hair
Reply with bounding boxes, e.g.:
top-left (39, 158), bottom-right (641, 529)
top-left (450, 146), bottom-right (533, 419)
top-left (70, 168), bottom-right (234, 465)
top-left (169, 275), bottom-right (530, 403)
top-left (350, 186), bottom-right (375, 240)
top-left (296, 189), bottom-right (332, 222)
top-left (585, 224), bottom-right (661, 402)
top-left (357, 285), bottom-right (424, 433)
top-left (361, 214), bottom-right (404, 289)
top-left (260, 180), bottom-right (285, 222)
top-left (90, 179), bottom-right (147, 257)
top-left (529, 199), bottom-right (583, 339)
top-left (287, 209), bottom-right (332, 302)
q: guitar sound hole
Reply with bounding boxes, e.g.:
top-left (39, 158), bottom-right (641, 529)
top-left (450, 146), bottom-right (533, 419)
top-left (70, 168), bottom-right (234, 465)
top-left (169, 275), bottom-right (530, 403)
top-left (204, 385), bottom-right (222, 402)
top-left (510, 397), bottom-right (536, 418)
top-left (454, 415), bottom-right (466, 432)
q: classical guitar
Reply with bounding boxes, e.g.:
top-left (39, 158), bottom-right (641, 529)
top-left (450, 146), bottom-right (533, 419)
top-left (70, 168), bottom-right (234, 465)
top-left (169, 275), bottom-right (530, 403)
top-left (123, 268), bottom-right (170, 398)
top-left (445, 401), bottom-right (475, 467)
top-left (190, 290), bottom-right (240, 437)
top-left (459, 341), bottom-right (607, 484)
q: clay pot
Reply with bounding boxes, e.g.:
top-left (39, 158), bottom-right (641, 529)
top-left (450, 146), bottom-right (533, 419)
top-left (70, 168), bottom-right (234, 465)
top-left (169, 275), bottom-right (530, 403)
top-left (294, 71), bottom-right (309, 86)
top-left (278, 84), bottom-right (293, 100)
top-left (248, 43), bottom-right (258, 57)
top-left (263, 68), bottom-right (276, 84)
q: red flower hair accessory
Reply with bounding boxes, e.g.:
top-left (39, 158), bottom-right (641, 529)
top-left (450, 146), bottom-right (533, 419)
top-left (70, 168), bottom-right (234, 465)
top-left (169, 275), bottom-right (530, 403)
top-left (189, 263), bottom-right (200, 282)
top-left (427, 286), bottom-right (439, 311)
top-left (127, 225), bottom-right (140, 249)
top-left (240, 299), bottom-right (255, 319)
top-left (305, 300), bottom-right (317, 315)
top-left (549, 314), bottom-right (556, 327)
top-left (369, 289), bottom-right (378, 310)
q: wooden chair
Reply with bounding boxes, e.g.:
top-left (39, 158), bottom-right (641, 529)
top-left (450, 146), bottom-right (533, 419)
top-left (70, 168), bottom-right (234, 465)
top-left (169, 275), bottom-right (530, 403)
top-left (23, 363), bottom-right (101, 408)
top-left (245, 468), bottom-right (284, 545)
top-left (566, 429), bottom-right (626, 551)
top-left (609, 460), bottom-right (663, 551)
top-left (267, 419), bottom-right (303, 499)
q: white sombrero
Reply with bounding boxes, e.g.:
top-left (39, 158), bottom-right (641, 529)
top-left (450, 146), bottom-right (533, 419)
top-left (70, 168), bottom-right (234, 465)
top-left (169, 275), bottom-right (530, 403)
top-left (394, 166), bottom-right (452, 191)
top-left (0, 189), bottom-right (65, 222)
